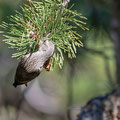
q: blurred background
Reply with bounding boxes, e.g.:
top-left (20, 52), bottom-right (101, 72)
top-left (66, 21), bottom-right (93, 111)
top-left (0, 0), bottom-right (119, 120)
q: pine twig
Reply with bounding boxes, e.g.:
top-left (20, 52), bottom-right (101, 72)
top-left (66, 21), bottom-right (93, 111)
top-left (1, 0), bottom-right (88, 69)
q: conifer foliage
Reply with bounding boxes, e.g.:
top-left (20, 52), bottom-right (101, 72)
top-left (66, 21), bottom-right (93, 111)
top-left (1, 0), bottom-right (88, 68)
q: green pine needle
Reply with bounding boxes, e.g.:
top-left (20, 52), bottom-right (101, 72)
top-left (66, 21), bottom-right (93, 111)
top-left (1, 0), bottom-right (88, 69)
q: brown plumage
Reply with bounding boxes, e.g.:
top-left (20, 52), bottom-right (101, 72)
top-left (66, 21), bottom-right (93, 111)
top-left (13, 39), bottom-right (55, 87)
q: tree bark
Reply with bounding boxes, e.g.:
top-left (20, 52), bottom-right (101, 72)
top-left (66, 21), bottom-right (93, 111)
top-left (110, 0), bottom-right (120, 86)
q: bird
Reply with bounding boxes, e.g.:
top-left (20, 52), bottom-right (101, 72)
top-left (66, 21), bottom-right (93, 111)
top-left (13, 39), bottom-right (55, 87)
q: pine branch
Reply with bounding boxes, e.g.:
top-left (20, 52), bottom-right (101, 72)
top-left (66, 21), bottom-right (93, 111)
top-left (1, 0), bottom-right (88, 69)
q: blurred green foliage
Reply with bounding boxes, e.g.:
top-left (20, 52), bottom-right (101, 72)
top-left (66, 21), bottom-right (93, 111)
top-left (0, 0), bottom-right (116, 119)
